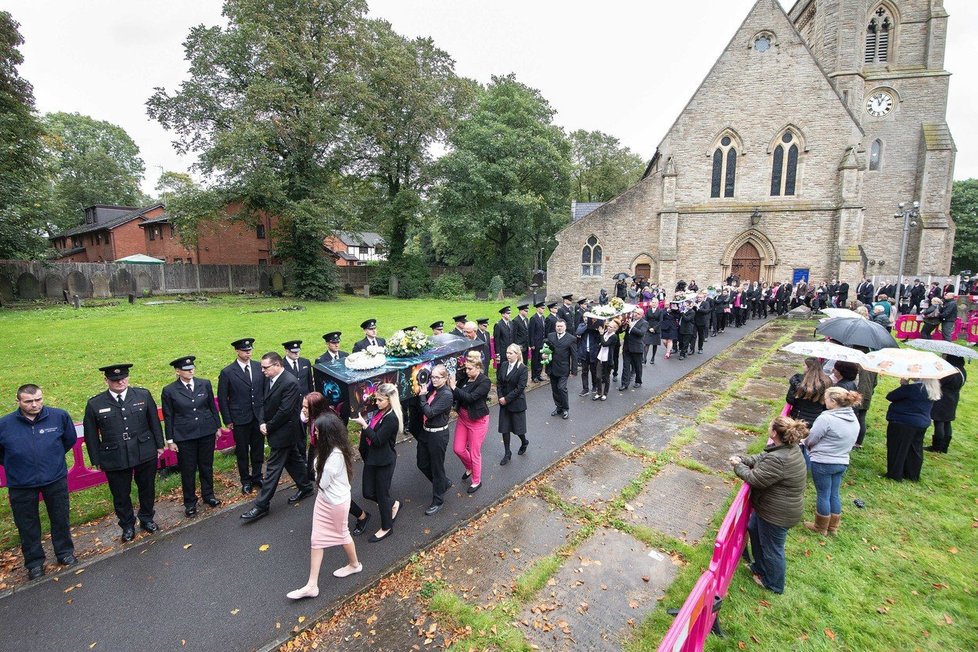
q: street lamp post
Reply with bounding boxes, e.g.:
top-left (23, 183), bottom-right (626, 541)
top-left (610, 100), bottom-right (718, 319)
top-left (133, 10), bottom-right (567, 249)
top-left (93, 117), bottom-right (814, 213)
top-left (894, 200), bottom-right (920, 313)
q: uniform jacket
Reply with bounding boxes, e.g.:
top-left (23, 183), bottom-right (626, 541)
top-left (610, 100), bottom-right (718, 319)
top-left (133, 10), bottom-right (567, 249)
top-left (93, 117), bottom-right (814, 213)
top-left (556, 304), bottom-right (574, 330)
top-left (496, 361), bottom-right (528, 412)
top-left (282, 356), bottom-right (313, 395)
top-left (544, 313), bottom-right (558, 336)
top-left (161, 378), bottom-right (221, 442)
top-left (83, 387), bottom-right (164, 471)
top-left (454, 373), bottom-right (491, 419)
top-left (512, 315), bottom-right (530, 348)
top-left (262, 372), bottom-right (304, 449)
top-left (475, 330), bottom-right (491, 364)
top-left (217, 360), bottom-right (264, 426)
top-left (358, 411), bottom-right (398, 467)
top-left (0, 406), bottom-right (76, 488)
top-left (529, 313), bottom-right (546, 348)
top-left (544, 331), bottom-right (578, 377)
top-left (493, 319), bottom-right (514, 361)
top-left (352, 336), bottom-right (386, 353)
top-left (315, 350), bottom-right (348, 366)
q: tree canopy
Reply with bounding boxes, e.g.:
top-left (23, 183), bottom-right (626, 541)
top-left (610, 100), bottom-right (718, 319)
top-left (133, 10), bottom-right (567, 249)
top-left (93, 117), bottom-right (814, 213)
top-left (951, 178), bottom-right (978, 274)
top-left (569, 129), bottom-right (645, 203)
top-left (431, 74), bottom-right (571, 291)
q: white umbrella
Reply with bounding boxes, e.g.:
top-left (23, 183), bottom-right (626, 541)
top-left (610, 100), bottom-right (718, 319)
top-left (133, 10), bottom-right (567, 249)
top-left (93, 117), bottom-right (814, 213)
top-left (781, 341), bottom-right (868, 364)
top-left (906, 338), bottom-right (978, 361)
top-left (860, 348), bottom-right (959, 379)
top-left (820, 308), bottom-right (862, 320)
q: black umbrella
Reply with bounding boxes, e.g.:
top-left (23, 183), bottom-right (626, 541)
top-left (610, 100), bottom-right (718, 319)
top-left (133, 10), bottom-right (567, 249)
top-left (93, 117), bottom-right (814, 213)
top-left (612, 272), bottom-right (629, 280)
top-left (814, 317), bottom-right (898, 351)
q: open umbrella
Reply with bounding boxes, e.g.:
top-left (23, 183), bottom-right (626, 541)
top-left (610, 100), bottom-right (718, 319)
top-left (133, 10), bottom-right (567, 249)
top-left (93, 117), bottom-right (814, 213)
top-left (781, 341), bottom-right (867, 364)
top-left (906, 338), bottom-right (978, 361)
top-left (860, 348), bottom-right (959, 379)
top-left (612, 272), bottom-right (629, 280)
top-left (820, 308), bottom-right (861, 320)
top-left (814, 317), bottom-right (898, 351)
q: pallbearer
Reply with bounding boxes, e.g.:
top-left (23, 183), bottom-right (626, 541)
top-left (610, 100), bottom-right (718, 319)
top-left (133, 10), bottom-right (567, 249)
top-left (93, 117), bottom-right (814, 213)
top-left (430, 321), bottom-right (445, 336)
top-left (218, 338), bottom-right (265, 494)
top-left (282, 340), bottom-right (313, 395)
top-left (353, 319), bottom-right (385, 352)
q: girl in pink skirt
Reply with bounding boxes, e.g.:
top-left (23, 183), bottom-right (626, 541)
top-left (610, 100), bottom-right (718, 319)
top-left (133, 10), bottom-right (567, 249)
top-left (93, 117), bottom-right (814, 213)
top-left (287, 412), bottom-right (361, 600)
top-left (450, 358), bottom-right (492, 493)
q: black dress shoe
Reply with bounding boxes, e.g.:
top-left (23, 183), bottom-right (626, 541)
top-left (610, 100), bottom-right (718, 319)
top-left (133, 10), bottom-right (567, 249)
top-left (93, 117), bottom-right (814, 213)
top-left (121, 527), bottom-right (136, 542)
top-left (561, 411), bottom-right (569, 420)
top-left (518, 440), bottom-right (528, 455)
top-left (462, 470), bottom-right (472, 481)
top-left (425, 503), bottom-right (443, 516)
top-left (57, 554), bottom-right (77, 566)
top-left (240, 507), bottom-right (269, 522)
top-left (551, 408), bottom-right (561, 416)
top-left (619, 385), bottom-right (627, 391)
top-left (466, 482), bottom-right (481, 494)
top-left (352, 513), bottom-right (371, 536)
top-left (288, 487), bottom-right (315, 504)
top-left (204, 496), bottom-right (222, 507)
top-left (27, 566), bottom-right (44, 580)
top-left (185, 505), bottom-right (198, 518)
top-left (140, 520), bottom-right (159, 533)
top-left (634, 383), bottom-right (642, 388)
top-left (500, 451), bottom-right (512, 466)
top-left (241, 483), bottom-right (253, 495)
top-left (368, 529), bottom-right (392, 543)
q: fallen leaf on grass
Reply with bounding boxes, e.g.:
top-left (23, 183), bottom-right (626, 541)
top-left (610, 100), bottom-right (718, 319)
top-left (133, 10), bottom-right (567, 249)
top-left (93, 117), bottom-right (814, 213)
top-left (737, 642), bottom-right (746, 649)
top-left (259, 544), bottom-right (270, 552)
top-left (943, 614), bottom-right (953, 625)
top-left (877, 606), bottom-right (889, 614)
top-left (947, 547), bottom-right (958, 554)
top-left (750, 634), bottom-right (761, 644)
top-left (758, 599), bottom-right (771, 608)
top-left (825, 628), bottom-right (836, 640)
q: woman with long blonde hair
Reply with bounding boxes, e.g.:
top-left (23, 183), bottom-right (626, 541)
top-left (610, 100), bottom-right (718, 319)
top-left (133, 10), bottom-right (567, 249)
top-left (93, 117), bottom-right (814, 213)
top-left (351, 383), bottom-right (402, 541)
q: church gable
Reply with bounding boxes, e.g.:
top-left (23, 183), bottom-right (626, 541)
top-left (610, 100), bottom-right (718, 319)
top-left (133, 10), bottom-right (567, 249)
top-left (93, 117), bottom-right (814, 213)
top-left (658, 0), bottom-right (863, 207)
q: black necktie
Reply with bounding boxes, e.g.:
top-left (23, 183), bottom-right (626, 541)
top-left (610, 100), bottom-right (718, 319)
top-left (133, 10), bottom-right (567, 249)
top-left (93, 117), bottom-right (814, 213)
top-left (185, 383), bottom-right (193, 393)
top-left (116, 394), bottom-right (124, 406)
top-left (292, 360), bottom-right (298, 373)
top-left (246, 365), bottom-right (252, 384)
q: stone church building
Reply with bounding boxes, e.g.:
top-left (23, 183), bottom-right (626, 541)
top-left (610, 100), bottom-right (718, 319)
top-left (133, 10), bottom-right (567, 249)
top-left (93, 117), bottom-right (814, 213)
top-left (548, 0), bottom-right (956, 295)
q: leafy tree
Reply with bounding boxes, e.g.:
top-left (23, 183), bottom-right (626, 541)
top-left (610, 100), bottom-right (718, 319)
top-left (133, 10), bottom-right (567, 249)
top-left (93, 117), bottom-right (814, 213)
top-left (951, 178), bottom-right (978, 274)
top-left (42, 111), bottom-right (146, 230)
top-left (146, 0), bottom-right (372, 299)
top-left (432, 74), bottom-right (571, 291)
top-left (569, 129), bottom-right (645, 202)
top-left (154, 170), bottom-right (195, 205)
top-left (349, 20), bottom-right (476, 264)
top-left (0, 11), bottom-right (49, 258)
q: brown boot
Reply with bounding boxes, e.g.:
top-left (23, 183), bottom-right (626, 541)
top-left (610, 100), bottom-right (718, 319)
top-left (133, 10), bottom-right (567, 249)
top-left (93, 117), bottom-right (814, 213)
top-left (805, 513), bottom-right (830, 535)
top-left (827, 513), bottom-right (841, 536)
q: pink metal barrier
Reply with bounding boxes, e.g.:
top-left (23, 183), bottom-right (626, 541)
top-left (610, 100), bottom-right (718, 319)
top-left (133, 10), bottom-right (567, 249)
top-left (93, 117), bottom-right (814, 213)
top-left (1, 402), bottom-right (235, 493)
top-left (968, 317), bottom-right (978, 345)
top-left (658, 570), bottom-right (718, 652)
top-left (894, 314), bottom-right (964, 341)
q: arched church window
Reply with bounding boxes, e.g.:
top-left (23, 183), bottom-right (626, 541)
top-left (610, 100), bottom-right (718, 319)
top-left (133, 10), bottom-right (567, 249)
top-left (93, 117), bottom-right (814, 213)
top-left (869, 139), bottom-right (883, 171)
top-left (581, 235), bottom-right (602, 276)
top-left (771, 131), bottom-right (800, 196)
top-left (865, 5), bottom-right (893, 64)
top-left (710, 135), bottom-right (737, 198)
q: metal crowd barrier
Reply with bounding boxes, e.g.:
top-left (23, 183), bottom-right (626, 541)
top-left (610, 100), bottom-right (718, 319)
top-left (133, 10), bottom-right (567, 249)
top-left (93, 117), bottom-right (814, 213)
top-left (893, 314), bottom-right (964, 341)
top-left (1, 403), bottom-right (235, 493)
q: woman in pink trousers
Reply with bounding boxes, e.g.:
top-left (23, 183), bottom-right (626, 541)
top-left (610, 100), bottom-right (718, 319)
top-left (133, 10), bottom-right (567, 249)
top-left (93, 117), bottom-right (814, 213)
top-left (450, 358), bottom-right (492, 493)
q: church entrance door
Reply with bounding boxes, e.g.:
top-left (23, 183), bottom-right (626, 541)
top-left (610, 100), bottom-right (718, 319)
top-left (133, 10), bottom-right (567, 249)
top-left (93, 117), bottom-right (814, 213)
top-left (731, 242), bottom-right (761, 282)
top-left (634, 263), bottom-right (651, 280)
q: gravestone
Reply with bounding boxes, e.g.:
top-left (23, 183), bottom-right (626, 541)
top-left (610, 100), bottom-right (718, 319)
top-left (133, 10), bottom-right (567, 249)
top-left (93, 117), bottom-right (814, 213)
top-left (44, 273), bottom-right (64, 298)
top-left (135, 271), bottom-right (153, 295)
top-left (0, 275), bottom-right (12, 303)
top-left (270, 271), bottom-right (284, 294)
top-left (16, 272), bottom-right (41, 300)
top-left (111, 269), bottom-right (136, 295)
top-left (66, 271), bottom-right (92, 298)
top-left (91, 272), bottom-right (111, 298)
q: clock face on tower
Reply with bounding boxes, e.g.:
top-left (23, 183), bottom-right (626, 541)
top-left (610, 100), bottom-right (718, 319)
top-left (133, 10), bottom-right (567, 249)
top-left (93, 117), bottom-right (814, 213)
top-left (866, 91), bottom-right (894, 117)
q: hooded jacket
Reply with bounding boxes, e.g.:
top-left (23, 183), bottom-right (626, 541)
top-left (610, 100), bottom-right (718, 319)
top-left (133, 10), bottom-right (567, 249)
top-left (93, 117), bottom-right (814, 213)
top-left (804, 406), bottom-right (859, 464)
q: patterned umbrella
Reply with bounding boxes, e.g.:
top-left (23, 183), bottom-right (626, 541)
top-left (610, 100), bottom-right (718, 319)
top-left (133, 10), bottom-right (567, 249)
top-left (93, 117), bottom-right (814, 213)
top-left (860, 348), bottom-right (959, 379)
top-left (814, 317), bottom-right (898, 351)
top-left (781, 341), bottom-right (867, 364)
top-left (820, 308), bottom-right (862, 320)
top-left (907, 338), bottom-right (978, 361)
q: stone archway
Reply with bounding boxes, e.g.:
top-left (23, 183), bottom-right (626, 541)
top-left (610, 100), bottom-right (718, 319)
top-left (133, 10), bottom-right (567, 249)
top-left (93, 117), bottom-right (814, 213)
top-left (720, 229), bottom-right (777, 284)
top-left (629, 253), bottom-right (656, 283)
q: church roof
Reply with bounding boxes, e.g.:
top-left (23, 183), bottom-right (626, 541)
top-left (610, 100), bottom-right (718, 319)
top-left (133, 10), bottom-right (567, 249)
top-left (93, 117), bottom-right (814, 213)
top-left (571, 202), bottom-right (605, 222)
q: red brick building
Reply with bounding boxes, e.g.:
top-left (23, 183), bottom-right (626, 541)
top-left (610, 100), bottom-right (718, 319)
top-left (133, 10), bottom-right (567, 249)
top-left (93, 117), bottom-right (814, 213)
top-left (50, 204), bottom-right (165, 262)
top-left (322, 231), bottom-right (386, 266)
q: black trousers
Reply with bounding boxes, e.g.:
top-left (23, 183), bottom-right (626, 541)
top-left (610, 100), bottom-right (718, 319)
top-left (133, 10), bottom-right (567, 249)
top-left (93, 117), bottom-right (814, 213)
top-left (417, 429), bottom-right (450, 505)
top-left (105, 458), bottom-right (157, 529)
top-left (550, 373), bottom-right (569, 412)
top-left (580, 359), bottom-right (599, 392)
top-left (940, 320), bottom-right (956, 340)
top-left (362, 462), bottom-right (396, 530)
top-left (621, 351), bottom-right (643, 386)
top-left (717, 312), bottom-right (728, 332)
top-left (597, 360), bottom-right (613, 396)
top-left (232, 420), bottom-right (264, 485)
top-left (695, 325), bottom-right (708, 351)
top-left (886, 422), bottom-right (925, 481)
top-left (931, 421), bottom-right (953, 452)
top-left (254, 443), bottom-right (311, 510)
top-left (855, 408), bottom-right (868, 446)
top-left (8, 477), bottom-right (74, 569)
top-left (176, 434), bottom-right (216, 507)
top-left (530, 345), bottom-right (544, 379)
top-left (678, 333), bottom-right (694, 356)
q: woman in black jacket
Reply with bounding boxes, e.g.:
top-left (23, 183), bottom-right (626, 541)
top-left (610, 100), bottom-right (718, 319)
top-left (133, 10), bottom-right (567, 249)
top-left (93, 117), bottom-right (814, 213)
top-left (450, 358), bottom-right (492, 493)
top-left (926, 355), bottom-right (966, 453)
top-left (643, 303), bottom-right (663, 364)
top-left (596, 318), bottom-right (621, 401)
top-left (416, 365), bottom-right (455, 515)
top-left (786, 357), bottom-right (832, 427)
top-left (660, 303), bottom-right (679, 358)
top-left (351, 383), bottom-right (402, 542)
top-left (497, 344), bottom-right (529, 465)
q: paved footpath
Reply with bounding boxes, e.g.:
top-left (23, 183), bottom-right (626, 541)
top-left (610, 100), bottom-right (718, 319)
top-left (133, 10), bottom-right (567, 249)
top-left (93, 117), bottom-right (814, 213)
top-left (0, 320), bottom-right (769, 652)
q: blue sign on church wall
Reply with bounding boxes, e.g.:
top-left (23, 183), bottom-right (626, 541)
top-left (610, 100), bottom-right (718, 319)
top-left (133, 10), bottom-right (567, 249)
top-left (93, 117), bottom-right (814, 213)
top-left (792, 268), bottom-right (809, 284)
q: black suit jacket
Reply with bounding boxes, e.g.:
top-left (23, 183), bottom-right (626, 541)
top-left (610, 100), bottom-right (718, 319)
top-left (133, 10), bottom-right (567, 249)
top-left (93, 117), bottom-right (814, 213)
top-left (282, 356), bottom-right (313, 395)
top-left (161, 378), bottom-right (220, 442)
top-left (545, 332), bottom-right (578, 377)
top-left (358, 410), bottom-right (398, 466)
top-left (512, 315), bottom-right (530, 348)
top-left (529, 313), bottom-right (546, 348)
top-left (493, 319), bottom-right (514, 361)
top-left (496, 362), bottom-right (528, 412)
top-left (453, 373), bottom-right (491, 419)
top-left (262, 372), bottom-right (303, 449)
top-left (315, 350), bottom-right (348, 366)
top-left (623, 318), bottom-right (649, 353)
top-left (217, 360), bottom-right (264, 426)
top-left (352, 336), bottom-right (385, 353)
top-left (83, 387), bottom-right (164, 471)
top-left (544, 314), bottom-right (557, 335)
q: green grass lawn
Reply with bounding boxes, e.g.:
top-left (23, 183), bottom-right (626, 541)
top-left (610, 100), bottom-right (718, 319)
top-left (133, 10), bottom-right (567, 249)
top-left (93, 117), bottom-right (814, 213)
top-left (634, 364), bottom-right (978, 650)
top-left (0, 294), bottom-right (505, 548)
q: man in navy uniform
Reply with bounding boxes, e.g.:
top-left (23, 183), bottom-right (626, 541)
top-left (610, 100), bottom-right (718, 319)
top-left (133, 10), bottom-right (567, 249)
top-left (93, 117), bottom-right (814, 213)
top-left (315, 331), bottom-right (347, 365)
top-left (528, 301), bottom-right (547, 382)
top-left (281, 340), bottom-right (313, 396)
top-left (352, 318), bottom-right (385, 352)
top-left (83, 364), bottom-right (164, 542)
top-left (557, 294), bottom-right (574, 331)
top-left (430, 320), bottom-right (445, 336)
top-left (545, 302), bottom-right (559, 336)
top-left (161, 356), bottom-right (222, 518)
top-left (0, 384), bottom-right (77, 579)
top-left (544, 319), bottom-right (578, 420)
top-left (217, 338), bottom-right (265, 494)
top-left (450, 315), bottom-right (467, 337)
top-left (240, 352), bottom-right (314, 522)
top-left (493, 306), bottom-right (514, 366)
top-left (513, 303), bottom-right (530, 363)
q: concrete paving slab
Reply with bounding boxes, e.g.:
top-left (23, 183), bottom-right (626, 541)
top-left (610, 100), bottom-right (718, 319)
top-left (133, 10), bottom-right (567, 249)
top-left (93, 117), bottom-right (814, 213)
top-left (713, 357), bottom-right (748, 373)
top-left (717, 398), bottom-right (776, 428)
top-left (519, 527), bottom-right (677, 651)
top-left (652, 388), bottom-right (717, 418)
top-left (737, 378), bottom-right (788, 402)
top-left (623, 465), bottom-right (725, 542)
top-left (616, 412), bottom-right (693, 453)
top-left (433, 496), bottom-right (580, 604)
top-left (690, 369), bottom-right (735, 393)
top-left (758, 363), bottom-right (800, 381)
top-left (680, 423), bottom-right (757, 473)
top-left (331, 592), bottom-right (443, 651)
top-left (543, 445), bottom-right (646, 507)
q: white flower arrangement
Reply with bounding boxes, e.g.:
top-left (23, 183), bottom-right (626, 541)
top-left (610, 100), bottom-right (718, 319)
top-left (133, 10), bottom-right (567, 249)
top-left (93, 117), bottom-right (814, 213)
top-left (344, 346), bottom-right (387, 370)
